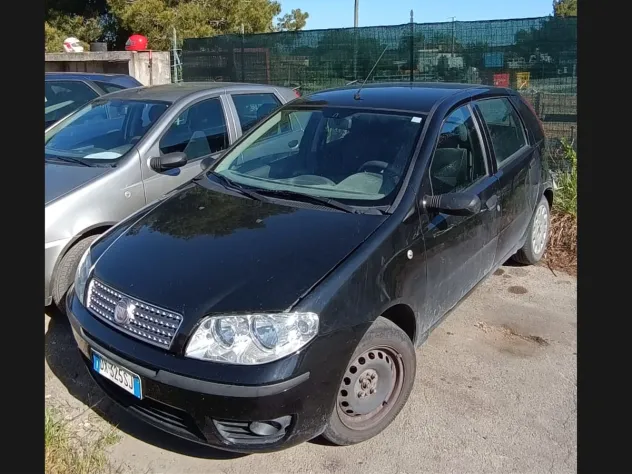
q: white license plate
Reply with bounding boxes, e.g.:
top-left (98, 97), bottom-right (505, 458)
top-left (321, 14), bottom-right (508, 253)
top-left (92, 351), bottom-right (142, 399)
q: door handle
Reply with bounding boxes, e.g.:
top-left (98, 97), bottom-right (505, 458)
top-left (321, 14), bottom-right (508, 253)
top-left (485, 195), bottom-right (498, 210)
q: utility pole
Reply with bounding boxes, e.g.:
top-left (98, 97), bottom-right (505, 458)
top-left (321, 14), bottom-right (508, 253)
top-left (410, 10), bottom-right (414, 83)
top-left (353, 0), bottom-right (359, 79)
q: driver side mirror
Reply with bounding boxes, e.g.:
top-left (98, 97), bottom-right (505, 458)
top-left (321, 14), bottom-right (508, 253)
top-left (423, 192), bottom-right (481, 217)
top-left (150, 152), bottom-right (187, 172)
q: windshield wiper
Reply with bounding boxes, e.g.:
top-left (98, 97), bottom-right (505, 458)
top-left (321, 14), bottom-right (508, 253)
top-left (45, 154), bottom-right (91, 167)
top-left (250, 189), bottom-right (363, 214)
top-left (203, 171), bottom-right (265, 201)
top-left (201, 172), bottom-right (382, 214)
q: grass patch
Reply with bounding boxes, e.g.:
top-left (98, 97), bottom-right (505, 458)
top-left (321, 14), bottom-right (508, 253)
top-left (546, 138), bottom-right (577, 275)
top-left (45, 408), bottom-right (121, 474)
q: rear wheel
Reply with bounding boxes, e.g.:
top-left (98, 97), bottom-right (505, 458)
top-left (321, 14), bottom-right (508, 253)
top-left (513, 195), bottom-right (550, 265)
top-left (322, 317), bottom-right (416, 446)
top-left (52, 235), bottom-right (100, 315)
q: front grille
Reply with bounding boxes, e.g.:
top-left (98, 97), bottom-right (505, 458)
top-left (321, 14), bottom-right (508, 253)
top-left (86, 278), bottom-right (183, 349)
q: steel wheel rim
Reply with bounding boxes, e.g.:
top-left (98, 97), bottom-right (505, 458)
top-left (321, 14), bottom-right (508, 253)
top-left (336, 346), bottom-right (405, 431)
top-left (532, 204), bottom-right (549, 256)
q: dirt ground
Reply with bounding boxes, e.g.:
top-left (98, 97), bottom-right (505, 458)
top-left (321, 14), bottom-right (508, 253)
top-left (45, 263), bottom-right (577, 474)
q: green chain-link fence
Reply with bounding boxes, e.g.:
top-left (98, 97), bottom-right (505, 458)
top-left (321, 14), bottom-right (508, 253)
top-left (182, 16), bottom-right (576, 141)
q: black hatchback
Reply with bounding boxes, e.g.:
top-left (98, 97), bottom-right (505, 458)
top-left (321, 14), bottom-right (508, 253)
top-left (67, 83), bottom-right (554, 453)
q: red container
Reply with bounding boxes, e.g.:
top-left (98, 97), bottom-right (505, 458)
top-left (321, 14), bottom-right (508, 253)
top-left (493, 73), bottom-right (510, 88)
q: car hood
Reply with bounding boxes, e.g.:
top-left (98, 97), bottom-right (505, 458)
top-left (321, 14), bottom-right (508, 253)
top-left (45, 162), bottom-right (111, 204)
top-left (93, 183), bottom-right (387, 319)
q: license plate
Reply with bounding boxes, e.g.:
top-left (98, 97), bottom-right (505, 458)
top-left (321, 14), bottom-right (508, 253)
top-left (92, 351), bottom-right (142, 399)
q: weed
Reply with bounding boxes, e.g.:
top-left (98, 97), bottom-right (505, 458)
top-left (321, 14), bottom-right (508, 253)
top-left (45, 408), bottom-right (121, 474)
top-left (545, 137), bottom-right (577, 274)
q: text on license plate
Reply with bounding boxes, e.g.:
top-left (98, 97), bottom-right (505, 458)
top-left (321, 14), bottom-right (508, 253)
top-left (92, 351), bottom-right (142, 399)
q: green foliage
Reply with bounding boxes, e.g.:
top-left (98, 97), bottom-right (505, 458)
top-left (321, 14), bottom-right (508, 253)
top-left (553, 138), bottom-right (577, 217)
top-left (553, 0), bottom-right (577, 17)
top-left (276, 8), bottom-right (309, 31)
top-left (45, 22), bottom-right (67, 52)
top-left (44, 0), bottom-right (308, 52)
top-left (45, 13), bottom-right (103, 51)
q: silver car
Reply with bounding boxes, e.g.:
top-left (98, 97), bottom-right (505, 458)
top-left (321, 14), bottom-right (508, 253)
top-left (45, 82), bottom-right (299, 311)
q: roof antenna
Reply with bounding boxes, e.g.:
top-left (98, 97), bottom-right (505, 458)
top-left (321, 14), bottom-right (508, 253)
top-left (354, 46), bottom-right (388, 100)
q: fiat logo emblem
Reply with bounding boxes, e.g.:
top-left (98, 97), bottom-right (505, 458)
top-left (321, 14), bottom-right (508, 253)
top-left (113, 298), bottom-right (135, 325)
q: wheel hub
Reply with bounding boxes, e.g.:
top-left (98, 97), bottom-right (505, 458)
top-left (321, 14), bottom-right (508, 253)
top-left (532, 203), bottom-right (549, 255)
top-left (356, 369), bottom-right (379, 398)
top-left (337, 349), bottom-right (396, 417)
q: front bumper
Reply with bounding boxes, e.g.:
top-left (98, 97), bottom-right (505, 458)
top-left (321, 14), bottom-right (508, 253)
top-left (67, 291), bottom-right (359, 453)
top-left (45, 238), bottom-right (71, 305)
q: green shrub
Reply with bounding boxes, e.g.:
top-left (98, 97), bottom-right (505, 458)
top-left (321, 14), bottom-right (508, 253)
top-left (552, 138), bottom-right (577, 217)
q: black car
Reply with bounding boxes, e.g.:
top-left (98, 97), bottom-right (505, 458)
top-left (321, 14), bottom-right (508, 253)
top-left (67, 83), bottom-right (553, 453)
top-left (45, 73), bottom-right (142, 128)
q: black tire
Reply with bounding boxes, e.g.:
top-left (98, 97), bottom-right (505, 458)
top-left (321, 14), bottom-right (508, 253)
top-left (322, 316), bottom-right (416, 446)
top-left (513, 195), bottom-right (551, 265)
top-left (52, 235), bottom-right (100, 315)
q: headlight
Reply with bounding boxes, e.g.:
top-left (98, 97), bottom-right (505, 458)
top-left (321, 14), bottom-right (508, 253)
top-left (185, 312), bottom-right (319, 365)
top-left (74, 248), bottom-right (92, 305)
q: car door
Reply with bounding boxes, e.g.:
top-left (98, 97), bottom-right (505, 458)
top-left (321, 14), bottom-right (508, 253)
top-left (474, 97), bottom-right (534, 266)
top-left (45, 80), bottom-right (100, 127)
top-left (419, 104), bottom-right (500, 328)
top-left (141, 95), bottom-right (235, 204)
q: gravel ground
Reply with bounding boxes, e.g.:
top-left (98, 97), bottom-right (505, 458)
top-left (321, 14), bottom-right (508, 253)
top-left (45, 263), bottom-right (577, 474)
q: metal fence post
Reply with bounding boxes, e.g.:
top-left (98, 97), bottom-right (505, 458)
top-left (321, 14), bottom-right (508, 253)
top-left (241, 24), bottom-right (246, 82)
top-left (410, 10), bottom-right (414, 83)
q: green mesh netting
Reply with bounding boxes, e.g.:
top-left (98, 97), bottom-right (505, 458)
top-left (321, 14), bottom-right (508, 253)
top-left (182, 17), bottom-right (576, 140)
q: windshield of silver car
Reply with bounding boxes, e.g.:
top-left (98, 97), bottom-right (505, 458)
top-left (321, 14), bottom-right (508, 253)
top-left (212, 107), bottom-right (424, 206)
top-left (45, 99), bottom-right (170, 164)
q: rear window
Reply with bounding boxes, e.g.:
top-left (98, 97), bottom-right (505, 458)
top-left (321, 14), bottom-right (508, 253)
top-left (45, 80), bottom-right (99, 126)
top-left (94, 81), bottom-right (127, 94)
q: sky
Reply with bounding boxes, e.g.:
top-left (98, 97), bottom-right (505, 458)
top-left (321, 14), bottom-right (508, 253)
top-left (278, 0), bottom-right (554, 30)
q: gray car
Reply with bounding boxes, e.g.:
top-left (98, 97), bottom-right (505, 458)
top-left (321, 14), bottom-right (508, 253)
top-left (45, 82), bottom-right (299, 311)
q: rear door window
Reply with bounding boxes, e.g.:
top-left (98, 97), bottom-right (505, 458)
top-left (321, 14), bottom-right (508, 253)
top-left (231, 93), bottom-right (281, 133)
top-left (159, 98), bottom-right (228, 160)
top-left (475, 97), bottom-right (528, 166)
top-left (45, 80), bottom-right (99, 125)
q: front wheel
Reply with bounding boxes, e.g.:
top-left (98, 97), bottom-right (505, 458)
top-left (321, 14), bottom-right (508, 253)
top-left (322, 317), bottom-right (416, 446)
top-left (513, 194), bottom-right (551, 265)
top-left (52, 235), bottom-right (100, 315)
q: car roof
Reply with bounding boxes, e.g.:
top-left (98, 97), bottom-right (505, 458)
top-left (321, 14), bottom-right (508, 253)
top-left (45, 72), bottom-right (142, 87)
top-left (101, 82), bottom-right (290, 104)
top-left (296, 82), bottom-right (513, 114)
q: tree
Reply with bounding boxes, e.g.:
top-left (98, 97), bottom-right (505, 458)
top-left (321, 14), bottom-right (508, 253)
top-left (45, 13), bottom-right (104, 51)
top-left (44, 0), bottom-right (307, 51)
top-left (45, 22), bottom-right (66, 52)
top-left (553, 0), bottom-right (577, 17)
top-left (276, 8), bottom-right (309, 31)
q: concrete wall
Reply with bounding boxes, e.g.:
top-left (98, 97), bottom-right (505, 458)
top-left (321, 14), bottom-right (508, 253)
top-left (45, 51), bottom-right (171, 86)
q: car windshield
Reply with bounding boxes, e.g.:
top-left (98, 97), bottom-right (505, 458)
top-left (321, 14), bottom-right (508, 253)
top-left (212, 107), bottom-right (424, 206)
top-left (44, 98), bottom-right (170, 165)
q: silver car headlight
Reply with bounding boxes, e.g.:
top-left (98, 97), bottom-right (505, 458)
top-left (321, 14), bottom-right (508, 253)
top-left (185, 312), bottom-right (319, 365)
top-left (74, 248), bottom-right (92, 306)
